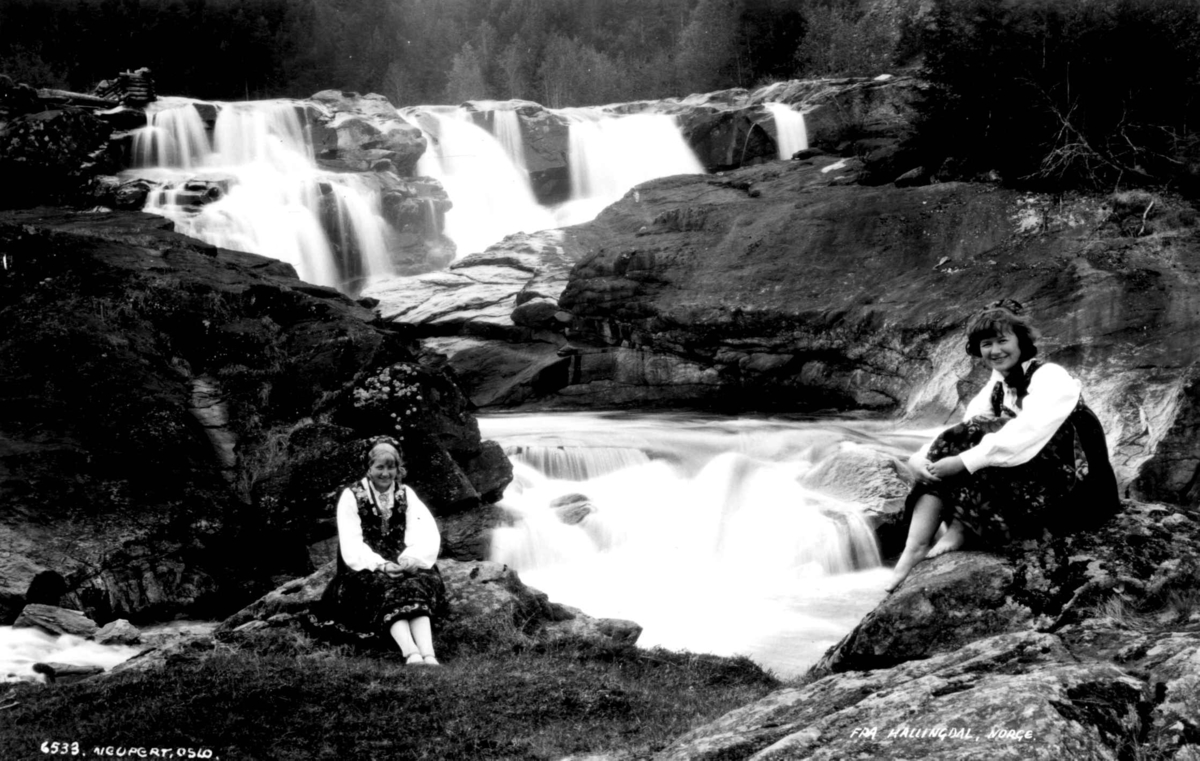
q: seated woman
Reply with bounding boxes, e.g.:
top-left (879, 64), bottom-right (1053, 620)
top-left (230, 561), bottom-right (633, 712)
top-left (886, 300), bottom-right (1119, 592)
top-left (319, 436), bottom-right (448, 664)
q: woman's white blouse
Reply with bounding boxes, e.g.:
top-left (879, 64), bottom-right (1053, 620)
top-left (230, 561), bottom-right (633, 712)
top-left (336, 479), bottom-right (442, 571)
top-left (955, 360), bottom-right (1081, 473)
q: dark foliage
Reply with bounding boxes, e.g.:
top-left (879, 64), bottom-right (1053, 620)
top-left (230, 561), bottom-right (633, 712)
top-left (0, 0), bottom-right (914, 106)
top-left (914, 0), bottom-right (1200, 194)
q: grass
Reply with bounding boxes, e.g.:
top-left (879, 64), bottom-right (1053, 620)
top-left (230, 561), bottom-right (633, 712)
top-left (0, 636), bottom-right (778, 761)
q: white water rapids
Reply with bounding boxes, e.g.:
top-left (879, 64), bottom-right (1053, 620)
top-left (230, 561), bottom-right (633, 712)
top-left (483, 411), bottom-right (925, 678)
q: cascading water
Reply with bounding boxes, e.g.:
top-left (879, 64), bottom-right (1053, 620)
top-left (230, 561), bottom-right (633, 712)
top-left (764, 102), bottom-right (809, 160)
top-left (483, 412), bottom-right (906, 677)
top-left (133, 97), bottom-right (210, 168)
top-left (556, 110), bottom-right (706, 226)
top-left (1, 626), bottom-right (140, 683)
top-left (493, 109), bottom-right (528, 174)
top-left (406, 107), bottom-right (557, 258)
top-left (125, 98), bottom-right (393, 289)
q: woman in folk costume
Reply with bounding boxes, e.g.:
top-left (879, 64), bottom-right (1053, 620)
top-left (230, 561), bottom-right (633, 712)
top-left (320, 436), bottom-right (447, 664)
top-left (886, 301), bottom-right (1119, 592)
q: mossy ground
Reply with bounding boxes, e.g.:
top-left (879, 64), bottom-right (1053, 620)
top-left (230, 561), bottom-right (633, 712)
top-left (0, 636), bottom-right (778, 761)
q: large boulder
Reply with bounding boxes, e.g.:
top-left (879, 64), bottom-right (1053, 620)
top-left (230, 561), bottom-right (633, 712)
top-left (656, 631), bottom-right (1146, 761)
top-left (0, 209), bottom-right (510, 625)
top-left (0, 103), bottom-right (114, 208)
top-left (13, 604), bottom-right (98, 638)
top-left (214, 558), bottom-right (642, 653)
top-left (309, 90), bottom-right (427, 176)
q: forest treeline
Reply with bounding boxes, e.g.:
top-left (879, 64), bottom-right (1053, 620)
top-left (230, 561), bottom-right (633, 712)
top-left (0, 0), bottom-right (920, 105)
top-left (3, 0), bottom-right (1199, 194)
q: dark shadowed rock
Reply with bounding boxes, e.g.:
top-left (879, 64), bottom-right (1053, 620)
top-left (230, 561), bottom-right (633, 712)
top-left (0, 107), bottom-right (114, 207)
top-left (32, 662), bottom-right (106, 684)
top-left (0, 209), bottom-right (510, 624)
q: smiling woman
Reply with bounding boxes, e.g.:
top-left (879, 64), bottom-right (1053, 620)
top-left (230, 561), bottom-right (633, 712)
top-left (312, 436), bottom-right (448, 665)
top-left (885, 300), bottom-right (1120, 591)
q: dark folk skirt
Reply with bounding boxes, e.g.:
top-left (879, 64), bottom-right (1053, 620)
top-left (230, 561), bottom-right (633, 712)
top-left (908, 412), bottom-right (1091, 547)
top-left (314, 564), bottom-right (448, 645)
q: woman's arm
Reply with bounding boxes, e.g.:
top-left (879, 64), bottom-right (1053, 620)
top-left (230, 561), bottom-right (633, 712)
top-left (336, 488), bottom-right (391, 571)
top-left (398, 487), bottom-right (441, 569)
top-left (958, 363), bottom-right (1081, 473)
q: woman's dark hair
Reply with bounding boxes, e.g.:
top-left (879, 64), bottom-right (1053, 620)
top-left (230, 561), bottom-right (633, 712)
top-left (965, 301), bottom-right (1039, 360)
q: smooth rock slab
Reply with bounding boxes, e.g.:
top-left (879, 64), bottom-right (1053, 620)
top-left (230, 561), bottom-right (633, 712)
top-left (13, 604), bottom-right (98, 638)
top-left (655, 632), bottom-right (1143, 761)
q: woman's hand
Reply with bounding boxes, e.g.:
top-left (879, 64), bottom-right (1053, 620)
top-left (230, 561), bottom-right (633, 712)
top-left (928, 455), bottom-right (967, 480)
top-left (908, 454), bottom-right (941, 484)
top-left (381, 557), bottom-right (418, 577)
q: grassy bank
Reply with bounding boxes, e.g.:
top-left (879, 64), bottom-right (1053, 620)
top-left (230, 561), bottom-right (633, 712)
top-left (0, 635), bottom-right (777, 761)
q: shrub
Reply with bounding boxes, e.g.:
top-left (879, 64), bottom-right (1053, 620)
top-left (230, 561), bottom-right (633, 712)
top-left (914, 0), bottom-right (1200, 194)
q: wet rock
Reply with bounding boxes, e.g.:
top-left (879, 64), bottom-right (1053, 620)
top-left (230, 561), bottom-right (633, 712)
top-left (310, 90), bottom-right (426, 176)
top-left (549, 493), bottom-right (598, 525)
top-left (13, 604), bottom-right (98, 638)
top-left (95, 619), bottom-right (141, 646)
top-left (800, 442), bottom-right (912, 556)
top-left (32, 662), bottom-right (105, 684)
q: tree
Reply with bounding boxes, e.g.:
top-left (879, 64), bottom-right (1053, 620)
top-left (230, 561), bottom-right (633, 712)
top-left (675, 0), bottom-right (744, 94)
top-left (444, 41), bottom-right (488, 103)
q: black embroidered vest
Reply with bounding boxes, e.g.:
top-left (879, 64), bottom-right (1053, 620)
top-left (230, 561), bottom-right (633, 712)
top-left (339, 480), bottom-right (408, 570)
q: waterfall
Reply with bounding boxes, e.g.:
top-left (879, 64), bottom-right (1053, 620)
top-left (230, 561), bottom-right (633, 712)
top-left (555, 110), bottom-right (706, 227)
top-left (124, 98), bottom-right (394, 290)
top-left (483, 412), bottom-right (895, 676)
top-left (765, 102), bottom-right (809, 160)
top-left (126, 97), bottom-right (710, 287)
top-left (506, 445), bottom-right (651, 481)
top-left (493, 110), bottom-right (528, 174)
top-left (406, 107), bottom-right (557, 258)
top-left (132, 98), bottom-right (210, 168)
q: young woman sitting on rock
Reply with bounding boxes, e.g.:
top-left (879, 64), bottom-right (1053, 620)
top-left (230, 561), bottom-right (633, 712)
top-left (885, 300), bottom-right (1119, 592)
top-left (318, 436), bottom-right (447, 664)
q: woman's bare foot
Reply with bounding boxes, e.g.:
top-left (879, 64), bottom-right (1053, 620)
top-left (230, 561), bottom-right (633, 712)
top-left (884, 541), bottom-right (932, 593)
top-left (926, 519), bottom-right (966, 558)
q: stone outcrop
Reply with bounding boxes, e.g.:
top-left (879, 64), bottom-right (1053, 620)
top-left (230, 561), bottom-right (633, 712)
top-left (13, 604), bottom-right (99, 638)
top-left (658, 501), bottom-right (1200, 760)
top-left (214, 558), bottom-right (642, 652)
top-left (0, 75), bottom-right (117, 208)
top-left (0, 209), bottom-right (510, 626)
top-left (308, 90), bottom-right (427, 176)
top-left (799, 442), bottom-right (913, 557)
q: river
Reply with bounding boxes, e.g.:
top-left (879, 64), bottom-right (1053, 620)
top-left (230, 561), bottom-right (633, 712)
top-left (481, 410), bottom-right (929, 678)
